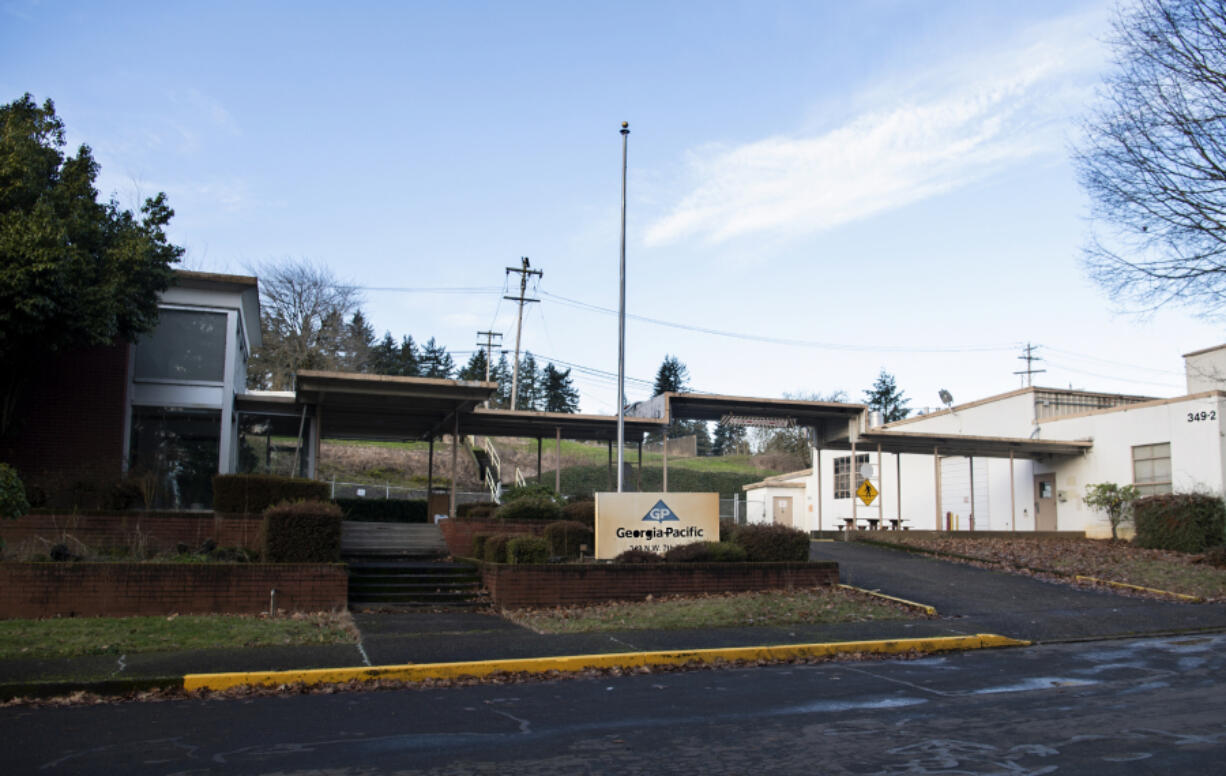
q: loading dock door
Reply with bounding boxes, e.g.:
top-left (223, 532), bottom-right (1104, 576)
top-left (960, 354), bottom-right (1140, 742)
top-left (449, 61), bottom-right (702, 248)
top-left (773, 496), bottom-right (793, 527)
top-left (1034, 474), bottom-right (1057, 531)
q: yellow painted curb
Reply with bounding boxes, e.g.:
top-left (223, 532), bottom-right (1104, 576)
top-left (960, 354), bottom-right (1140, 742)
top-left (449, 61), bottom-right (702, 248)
top-left (183, 634), bottom-right (1028, 692)
top-left (1074, 575), bottom-right (1204, 603)
top-left (839, 584), bottom-right (938, 615)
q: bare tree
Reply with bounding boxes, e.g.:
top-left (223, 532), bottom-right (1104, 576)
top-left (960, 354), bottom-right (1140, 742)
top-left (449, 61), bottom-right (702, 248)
top-left (1075, 0), bottom-right (1226, 316)
top-left (247, 259), bottom-right (361, 389)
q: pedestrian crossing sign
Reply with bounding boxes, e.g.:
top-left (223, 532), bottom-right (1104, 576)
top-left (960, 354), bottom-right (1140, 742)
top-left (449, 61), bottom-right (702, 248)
top-left (856, 479), bottom-right (878, 506)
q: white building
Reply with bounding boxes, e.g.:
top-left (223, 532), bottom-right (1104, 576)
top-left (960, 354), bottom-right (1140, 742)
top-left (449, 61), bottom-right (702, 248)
top-left (745, 346), bottom-right (1226, 539)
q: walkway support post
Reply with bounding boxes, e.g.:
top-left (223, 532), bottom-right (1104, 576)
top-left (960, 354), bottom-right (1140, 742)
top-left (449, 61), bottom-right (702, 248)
top-left (1010, 450), bottom-right (1016, 532)
top-left (537, 437), bottom-right (542, 483)
top-left (427, 437), bottom-right (435, 497)
top-left (877, 443), bottom-right (883, 525)
top-left (812, 430), bottom-right (822, 533)
top-left (896, 453), bottom-right (901, 527)
top-left (968, 456), bottom-right (975, 531)
top-left (555, 428), bottom-right (561, 494)
top-left (450, 415), bottom-right (459, 519)
top-left (851, 438), bottom-right (858, 528)
top-left (662, 429), bottom-right (669, 493)
top-left (934, 446), bottom-right (941, 531)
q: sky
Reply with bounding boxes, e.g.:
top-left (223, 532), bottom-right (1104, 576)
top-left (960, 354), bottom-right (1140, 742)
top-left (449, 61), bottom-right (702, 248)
top-left (4, 0), bottom-right (1223, 415)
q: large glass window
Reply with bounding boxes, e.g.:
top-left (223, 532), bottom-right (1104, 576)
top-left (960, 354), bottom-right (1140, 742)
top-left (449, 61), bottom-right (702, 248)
top-left (128, 407), bottom-right (221, 509)
top-left (237, 412), bottom-right (311, 478)
top-left (134, 309), bottom-right (227, 382)
top-left (1132, 442), bottom-right (1172, 496)
top-left (834, 454), bottom-right (869, 499)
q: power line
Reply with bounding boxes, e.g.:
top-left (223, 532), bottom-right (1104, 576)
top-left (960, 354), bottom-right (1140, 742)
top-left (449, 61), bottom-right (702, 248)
top-left (353, 285), bottom-right (504, 294)
top-left (1013, 342), bottom-right (1046, 387)
top-left (540, 290), bottom-right (1018, 354)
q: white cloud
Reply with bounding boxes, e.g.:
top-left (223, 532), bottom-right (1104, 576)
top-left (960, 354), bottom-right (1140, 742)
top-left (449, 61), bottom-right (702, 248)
top-left (645, 13), bottom-right (1105, 247)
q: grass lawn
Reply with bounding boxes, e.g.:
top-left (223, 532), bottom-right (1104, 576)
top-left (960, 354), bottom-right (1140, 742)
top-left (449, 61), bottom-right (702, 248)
top-left (858, 534), bottom-right (1226, 601)
top-left (503, 587), bottom-right (923, 634)
top-left (0, 612), bottom-right (358, 661)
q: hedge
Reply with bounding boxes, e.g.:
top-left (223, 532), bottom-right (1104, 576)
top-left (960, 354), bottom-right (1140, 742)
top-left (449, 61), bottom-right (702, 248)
top-left (507, 536), bottom-right (551, 564)
top-left (456, 502), bottom-right (499, 519)
top-left (544, 520), bottom-right (594, 558)
top-left (730, 523), bottom-right (811, 562)
top-left (335, 498), bottom-right (428, 523)
top-left (1133, 493), bottom-right (1226, 553)
top-left (214, 474), bottom-right (329, 514)
top-left (471, 533), bottom-right (494, 559)
top-left (495, 495), bottom-right (564, 523)
top-left (613, 548), bottom-right (665, 563)
top-left (263, 500), bottom-right (342, 563)
top-left (484, 534), bottom-right (513, 563)
top-left (664, 541), bottom-right (748, 563)
top-left (561, 499), bottom-right (595, 528)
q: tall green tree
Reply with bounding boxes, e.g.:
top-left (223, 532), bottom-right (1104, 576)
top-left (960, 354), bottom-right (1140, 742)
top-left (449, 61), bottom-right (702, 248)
top-left (653, 355), bottom-right (690, 395)
top-left (490, 353), bottom-right (512, 407)
top-left (369, 331), bottom-right (399, 375)
top-left (516, 352), bottom-right (542, 410)
top-left (396, 335), bottom-right (421, 376)
top-left (712, 422), bottom-right (748, 456)
top-left (0, 94), bottom-right (181, 434)
top-left (863, 369), bottom-right (910, 423)
top-left (247, 258), bottom-right (360, 389)
top-left (420, 337), bottom-right (453, 379)
top-left (458, 349), bottom-right (490, 382)
top-left (340, 311), bottom-right (375, 372)
top-left (542, 363), bottom-right (580, 413)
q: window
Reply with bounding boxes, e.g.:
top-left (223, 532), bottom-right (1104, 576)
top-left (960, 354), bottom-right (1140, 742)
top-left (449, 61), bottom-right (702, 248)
top-left (129, 406), bottom-right (221, 509)
top-left (134, 309), bottom-right (227, 382)
top-left (1132, 442), bottom-right (1172, 496)
top-left (834, 454), bottom-right (869, 499)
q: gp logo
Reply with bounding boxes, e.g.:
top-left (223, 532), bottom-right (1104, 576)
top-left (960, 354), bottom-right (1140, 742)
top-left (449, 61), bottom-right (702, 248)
top-left (642, 499), bottom-right (680, 523)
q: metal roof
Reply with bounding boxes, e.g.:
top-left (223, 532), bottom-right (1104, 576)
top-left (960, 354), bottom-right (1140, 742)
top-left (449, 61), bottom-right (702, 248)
top-left (823, 430), bottom-right (1092, 460)
top-left (628, 392), bottom-right (865, 442)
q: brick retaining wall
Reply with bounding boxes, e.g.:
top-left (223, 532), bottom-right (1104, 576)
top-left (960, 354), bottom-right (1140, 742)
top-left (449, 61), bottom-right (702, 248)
top-left (1, 512), bottom-right (265, 557)
top-left (0, 563), bottom-right (347, 619)
top-left (440, 519), bottom-right (547, 557)
top-left (481, 561), bottom-right (839, 608)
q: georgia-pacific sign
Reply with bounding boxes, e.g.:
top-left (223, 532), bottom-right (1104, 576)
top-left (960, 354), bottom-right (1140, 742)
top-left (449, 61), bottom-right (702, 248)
top-left (594, 492), bottom-right (720, 559)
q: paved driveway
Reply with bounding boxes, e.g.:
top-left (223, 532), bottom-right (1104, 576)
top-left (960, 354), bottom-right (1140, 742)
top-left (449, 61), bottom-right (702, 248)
top-left (810, 539), bottom-right (1226, 642)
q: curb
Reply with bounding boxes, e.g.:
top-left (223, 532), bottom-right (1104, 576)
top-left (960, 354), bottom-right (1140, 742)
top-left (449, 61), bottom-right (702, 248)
top-left (838, 584), bottom-right (938, 615)
top-left (1073, 575), bottom-right (1205, 603)
top-left (0, 675), bottom-right (182, 701)
top-left (183, 634), bottom-right (1028, 692)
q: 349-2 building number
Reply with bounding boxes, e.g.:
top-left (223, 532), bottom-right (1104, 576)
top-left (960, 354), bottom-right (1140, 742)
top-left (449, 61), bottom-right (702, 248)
top-left (1188, 410), bottom-right (1217, 422)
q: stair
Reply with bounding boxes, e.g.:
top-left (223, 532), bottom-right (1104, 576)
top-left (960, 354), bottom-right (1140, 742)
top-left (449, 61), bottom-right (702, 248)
top-left (341, 521), bottom-right (449, 559)
top-left (346, 560), bottom-right (485, 609)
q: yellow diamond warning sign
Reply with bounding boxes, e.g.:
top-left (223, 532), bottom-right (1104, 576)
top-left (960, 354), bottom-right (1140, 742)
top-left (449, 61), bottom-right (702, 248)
top-left (856, 479), bottom-right (879, 506)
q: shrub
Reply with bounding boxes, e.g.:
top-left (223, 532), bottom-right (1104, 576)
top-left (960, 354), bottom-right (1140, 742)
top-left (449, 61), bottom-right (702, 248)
top-left (503, 483), bottom-right (561, 503)
top-left (214, 474), bottom-right (329, 514)
top-left (730, 523), bottom-right (810, 562)
top-left (471, 533), bottom-right (494, 559)
top-left (496, 495), bottom-right (564, 523)
top-left (262, 500), bottom-right (343, 563)
top-left (1084, 482), bottom-right (1140, 540)
top-left (1201, 545), bottom-right (1226, 568)
top-left (613, 548), bottom-right (665, 563)
top-left (1133, 493), bottom-right (1226, 553)
top-left (484, 534), bottom-right (513, 563)
top-left (561, 499), bottom-right (595, 528)
top-left (664, 540), bottom-right (747, 563)
top-left (718, 519), bottom-right (736, 543)
top-left (336, 498), bottom-right (428, 523)
top-left (457, 501), bottom-right (499, 519)
top-left (507, 536), bottom-right (551, 564)
top-left (0, 463), bottom-right (30, 520)
top-left (544, 520), bottom-right (594, 558)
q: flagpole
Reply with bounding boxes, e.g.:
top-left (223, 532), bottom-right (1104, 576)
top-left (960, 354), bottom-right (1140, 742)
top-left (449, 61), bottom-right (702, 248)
top-left (617, 121), bottom-right (629, 492)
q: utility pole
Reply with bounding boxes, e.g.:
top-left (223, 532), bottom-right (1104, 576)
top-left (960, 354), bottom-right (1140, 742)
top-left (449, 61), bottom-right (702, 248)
top-left (617, 121), bottom-right (630, 492)
top-left (475, 330), bottom-right (502, 407)
top-left (505, 257), bottom-right (541, 410)
top-left (1014, 342), bottom-right (1046, 387)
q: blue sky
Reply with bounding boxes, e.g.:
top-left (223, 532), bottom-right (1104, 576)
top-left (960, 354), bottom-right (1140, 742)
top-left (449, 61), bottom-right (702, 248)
top-left (4, 0), bottom-right (1221, 414)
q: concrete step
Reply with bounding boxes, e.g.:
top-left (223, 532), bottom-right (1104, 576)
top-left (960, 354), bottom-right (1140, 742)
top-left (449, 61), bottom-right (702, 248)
top-left (342, 521), bottom-right (449, 558)
top-left (344, 558), bottom-right (483, 608)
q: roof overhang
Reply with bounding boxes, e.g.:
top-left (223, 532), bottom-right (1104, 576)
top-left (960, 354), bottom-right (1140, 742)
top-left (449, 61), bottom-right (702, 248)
top-left (824, 430), bottom-right (1092, 460)
top-left (467, 408), bottom-right (664, 442)
top-left (628, 392), bottom-right (866, 442)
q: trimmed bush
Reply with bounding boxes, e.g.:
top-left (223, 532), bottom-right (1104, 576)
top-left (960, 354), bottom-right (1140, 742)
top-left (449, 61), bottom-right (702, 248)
top-left (562, 499), bottom-right (595, 528)
top-left (263, 500), bottom-right (342, 563)
top-left (336, 498), bottom-right (428, 523)
top-left (664, 540), bottom-right (747, 563)
top-left (457, 501), bottom-right (499, 519)
top-left (544, 520), bottom-right (594, 558)
top-left (730, 523), bottom-right (811, 562)
top-left (471, 533), bottom-right (494, 559)
top-left (0, 463), bottom-right (30, 520)
top-left (718, 519), bottom-right (736, 543)
top-left (613, 548), bottom-right (665, 563)
top-left (214, 474), bottom-right (329, 514)
top-left (484, 534), bottom-right (513, 563)
top-left (503, 483), bottom-right (561, 503)
top-left (496, 495), bottom-right (564, 523)
top-left (1134, 493), bottom-right (1226, 553)
top-left (507, 536), bottom-right (551, 565)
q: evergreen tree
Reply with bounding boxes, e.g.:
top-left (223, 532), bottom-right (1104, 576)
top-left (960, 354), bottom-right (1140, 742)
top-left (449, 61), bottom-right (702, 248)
top-left (516, 352), bottom-right (542, 410)
top-left (370, 332), bottom-right (399, 375)
top-left (340, 311), bottom-right (375, 372)
top-left (542, 363), bottom-right (580, 413)
top-left (420, 337), bottom-right (453, 379)
top-left (712, 422), bottom-right (748, 456)
top-left (863, 370), bottom-right (911, 423)
top-left (652, 355), bottom-right (690, 395)
top-left (459, 349), bottom-right (490, 382)
top-left (397, 335), bottom-right (421, 376)
top-left (490, 353), bottom-right (512, 408)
